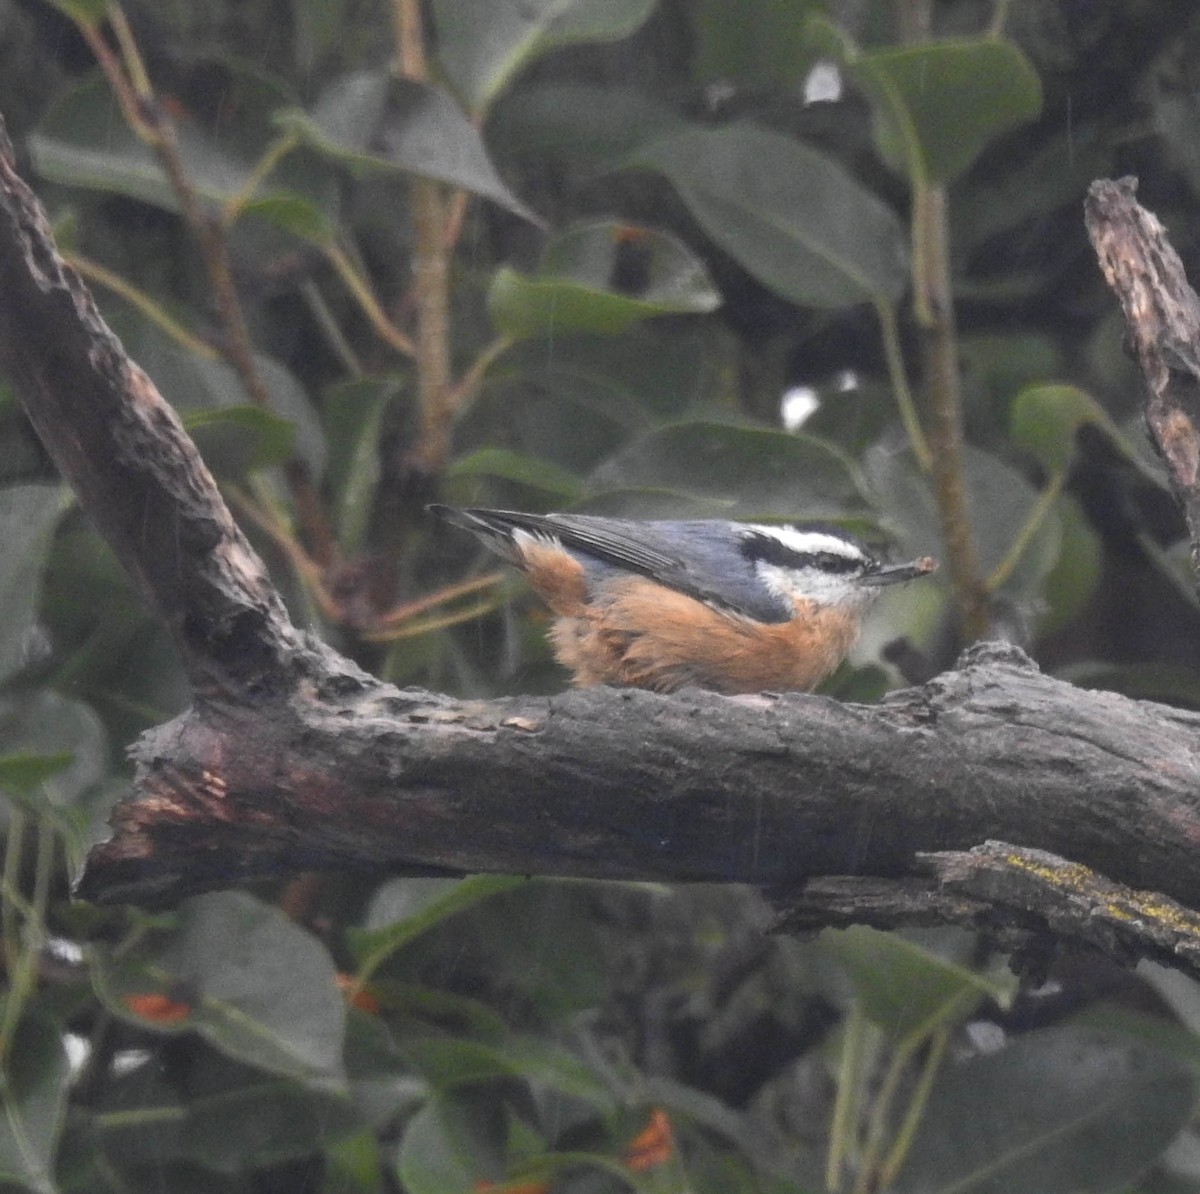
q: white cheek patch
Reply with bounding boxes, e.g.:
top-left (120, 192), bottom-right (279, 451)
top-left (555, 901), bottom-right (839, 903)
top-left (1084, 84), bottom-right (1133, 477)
top-left (756, 561), bottom-right (875, 611)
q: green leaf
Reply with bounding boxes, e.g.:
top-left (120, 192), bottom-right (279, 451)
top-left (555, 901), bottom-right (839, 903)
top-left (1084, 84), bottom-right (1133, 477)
top-left (127, 331), bottom-right (327, 478)
top-left (407, 1036), bottom-right (616, 1111)
top-left (846, 34), bottom-right (1043, 186)
top-left (432, 0), bottom-right (657, 115)
top-left (821, 927), bottom-right (1009, 1042)
top-left (350, 875), bottom-right (529, 969)
top-left (0, 690), bottom-right (109, 869)
top-left (0, 484), bottom-right (71, 686)
top-left (0, 1012), bottom-right (71, 1194)
top-left (689, 0), bottom-right (827, 87)
top-left (179, 1078), bottom-right (365, 1173)
top-left (92, 1051), bottom-right (373, 1175)
top-left (395, 1092), bottom-right (507, 1194)
top-left (240, 192), bottom-right (336, 245)
top-left (322, 1130), bottom-right (385, 1194)
top-left (280, 73), bottom-right (540, 223)
top-left (31, 71), bottom-right (329, 219)
top-left (183, 406), bottom-right (298, 476)
top-left (464, 883), bottom-right (612, 1020)
top-left (498, 324), bottom-right (719, 427)
top-left (587, 420), bottom-right (865, 520)
top-left (1038, 494), bottom-right (1102, 636)
top-left (322, 378), bottom-right (399, 556)
top-left (489, 221), bottom-right (720, 340)
top-left (865, 440), bottom-right (1062, 600)
top-left (896, 1026), bottom-right (1196, 1193)
top-left (0, 753), bottom-right (75, 797)
top-left (449, 448), bottom-right (582, 500)
top-left (633, 123), bottom-right (909, 308)
top-left (1076, 1004), bottom-right (1200, 1077)
top-left (1009, 383), bottom-right (1121, 475)
top-left (490, 83), bottom-right (687, 174)
top-left (93, 891), bottom-right (347, 1088)
top-left (343, 1009), bottom-right (429, 1128)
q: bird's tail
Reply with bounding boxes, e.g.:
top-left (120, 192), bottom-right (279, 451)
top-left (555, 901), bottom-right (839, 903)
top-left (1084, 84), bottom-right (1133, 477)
top-left (427, 504), bottom-right (535, 566)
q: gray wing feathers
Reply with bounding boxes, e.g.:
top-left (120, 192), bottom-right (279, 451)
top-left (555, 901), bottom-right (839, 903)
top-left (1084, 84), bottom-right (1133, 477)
top-left (430, 506), bottom-right (792, 623)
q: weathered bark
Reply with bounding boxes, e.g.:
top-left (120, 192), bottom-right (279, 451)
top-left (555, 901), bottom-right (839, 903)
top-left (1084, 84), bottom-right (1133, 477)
top-left (1086, 177), bottom-right (1200, 584)
top-left (75, 640), bottom-right (1200, 925)
top-left (2, 112), bottom-right (1200, 978)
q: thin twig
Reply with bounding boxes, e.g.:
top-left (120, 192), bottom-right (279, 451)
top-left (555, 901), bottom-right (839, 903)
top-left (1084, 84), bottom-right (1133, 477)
top-left (226, 485), bottom-right (339, 620)
top-left (826, 1004), bottom-right (872, 1192)
top-left (876, 1025), bottom-right (951, 1188)
top-left (66, 252), bottom-right (218, 359)
top-left (985, 470), bottom-right (1066, 594)
top-left (443, 335), bottom-right (514, 415)
top-left (371, 571), bottom-right (506, 629)
top-left (221, 131), bottom-right (302, 227)
top-left (324, 243), bottom-right (417, 357)
top-left (875, 300), bottom-right (932, 471)
top-left (393, 0), bottom-right (459, 479)
top-left (900, 0), bottom-right (989, 639)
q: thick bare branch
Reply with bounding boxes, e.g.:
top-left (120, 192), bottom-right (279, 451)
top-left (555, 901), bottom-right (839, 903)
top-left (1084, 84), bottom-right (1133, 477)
top-left (0, 120), bottom-right (302, 701)
top-left (74, 640), bottom-right (1200, 929)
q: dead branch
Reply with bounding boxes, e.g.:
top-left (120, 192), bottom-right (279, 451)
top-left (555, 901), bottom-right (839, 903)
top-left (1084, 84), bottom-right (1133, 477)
top-left (1086, 177), bottom-right (1200, 582)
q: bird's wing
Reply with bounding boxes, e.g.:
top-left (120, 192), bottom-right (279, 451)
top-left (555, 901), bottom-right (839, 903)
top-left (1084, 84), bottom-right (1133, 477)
top-left (523, 511), bottom-right (793, 623)
top-left (431, 507), bottom-right (792, 623)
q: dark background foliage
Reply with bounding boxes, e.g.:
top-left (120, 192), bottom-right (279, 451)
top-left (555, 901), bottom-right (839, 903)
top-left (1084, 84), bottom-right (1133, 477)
top-left (3, 0), bottom-right (1200, 1191)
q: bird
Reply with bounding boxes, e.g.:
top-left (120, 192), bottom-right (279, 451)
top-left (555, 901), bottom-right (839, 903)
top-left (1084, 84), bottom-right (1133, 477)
top-left (429, 505), bottom-right (937, 695)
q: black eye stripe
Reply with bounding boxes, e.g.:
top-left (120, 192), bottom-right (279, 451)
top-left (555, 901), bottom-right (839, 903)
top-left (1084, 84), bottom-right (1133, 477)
top-left (739, 532), bottom-right (868, 572)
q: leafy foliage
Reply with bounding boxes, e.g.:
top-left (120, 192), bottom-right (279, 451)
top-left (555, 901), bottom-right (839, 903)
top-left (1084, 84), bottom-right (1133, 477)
top-left (1, 0), bottom-right (1200, 1191)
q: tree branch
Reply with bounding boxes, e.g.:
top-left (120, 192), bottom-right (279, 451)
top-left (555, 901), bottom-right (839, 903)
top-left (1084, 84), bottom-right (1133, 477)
top-left (4, 115), bottom-right (1200, 980)
top-left (1086, 177), bottom-right (1200, 583)
top-left (0, 120), bottom-right (304, 704)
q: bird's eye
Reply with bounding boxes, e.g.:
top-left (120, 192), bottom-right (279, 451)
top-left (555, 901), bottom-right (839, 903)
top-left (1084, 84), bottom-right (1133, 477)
top-left (740, 532), bottom-right (864, 573)
top-left (811, 551), bottom-right (863, 574)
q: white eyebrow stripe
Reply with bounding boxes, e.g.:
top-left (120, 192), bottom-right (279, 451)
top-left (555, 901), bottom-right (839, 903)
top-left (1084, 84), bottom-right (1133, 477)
top-left (741, 525), bottom-right (865, 559)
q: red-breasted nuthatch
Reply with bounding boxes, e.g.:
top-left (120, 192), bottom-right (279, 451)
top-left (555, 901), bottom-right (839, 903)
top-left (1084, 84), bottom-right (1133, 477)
top-left (430, 505), bottom-right (937, 694)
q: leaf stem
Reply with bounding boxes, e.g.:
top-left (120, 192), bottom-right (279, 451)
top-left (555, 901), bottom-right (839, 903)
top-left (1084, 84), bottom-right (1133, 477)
top-left (899, 0), bottom-right (989, 640)
top-left (107, 4), bottom-right (154, 100)
top-left (0, 818), bottom-right (54, 1071)
top-left (443, 336), bottom-right (514, 417)
top-left (988, 0), bottom-right (1014, 38)
top-left (985, 469), bottom-right (1066, 594)
top-left (826, 1003), bottom-right (869, 1192)
top-left (66, 253), bottom-right (218, 358)
top-left (324, 244), bottom-right (417, 357)
top-left (877, 1025), bottom-right (950, 1189)
top-left (853, 1034), bottom-right (918, 1194)
top-left (221, 131), bottom-right (303, 227)
top-left (875, 300), bottom-right (932, 472)
top-left (300, 279), bottom-right (364, 376)
top-left (1, 810), bottom-right (25, 984)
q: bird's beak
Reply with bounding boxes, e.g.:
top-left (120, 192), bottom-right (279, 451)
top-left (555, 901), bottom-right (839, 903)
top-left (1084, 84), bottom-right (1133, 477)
top-left (863, 556), bottom-right (938, 586)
